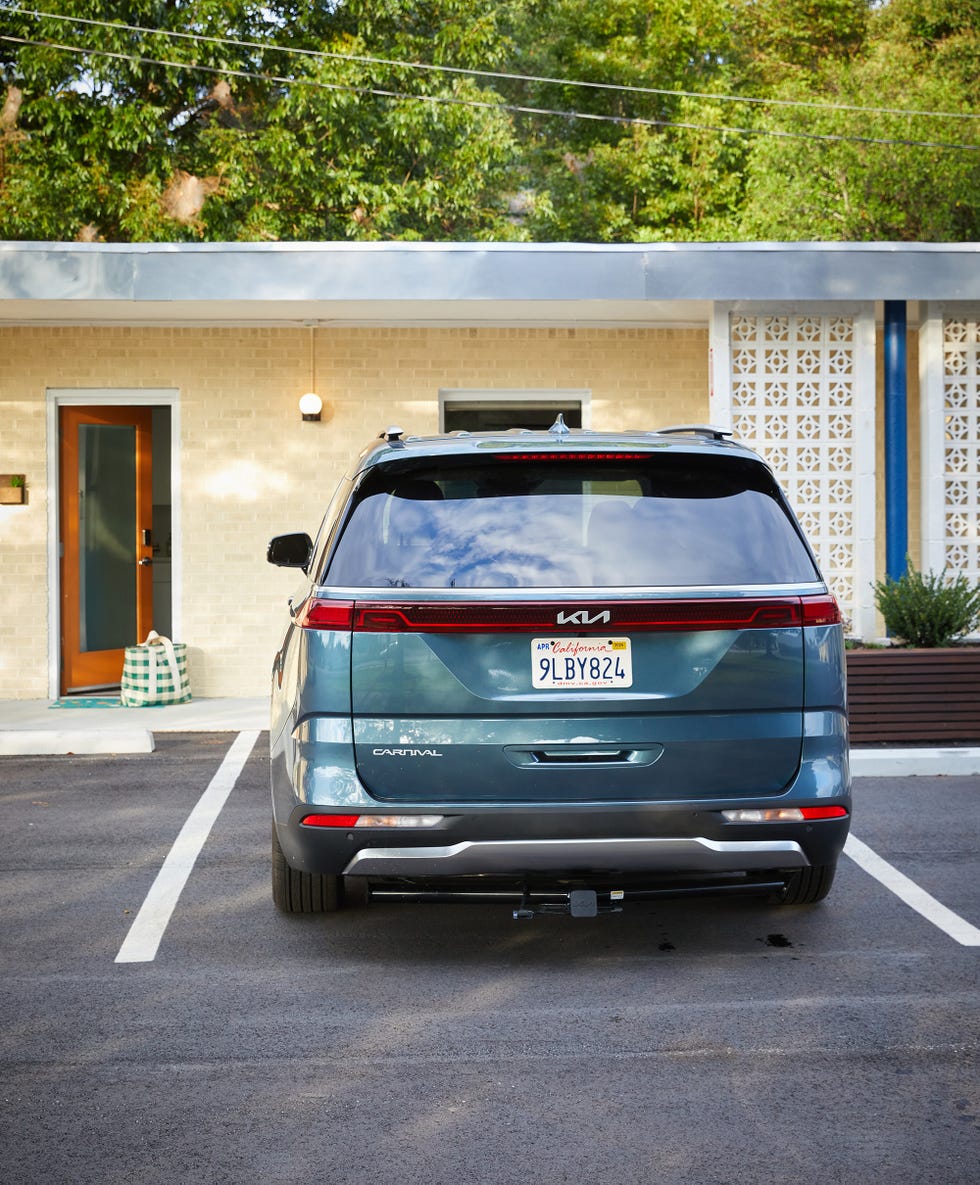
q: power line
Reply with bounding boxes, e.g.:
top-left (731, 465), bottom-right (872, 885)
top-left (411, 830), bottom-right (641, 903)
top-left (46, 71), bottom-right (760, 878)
top-left (4, 2), bottom-right (980, 125)
top-left (1, 32), bottom-right (978, 152)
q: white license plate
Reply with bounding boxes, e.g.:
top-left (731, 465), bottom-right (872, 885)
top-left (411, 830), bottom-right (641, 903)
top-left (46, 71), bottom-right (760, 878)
top-left (532, 638), bottom-right (633, 689)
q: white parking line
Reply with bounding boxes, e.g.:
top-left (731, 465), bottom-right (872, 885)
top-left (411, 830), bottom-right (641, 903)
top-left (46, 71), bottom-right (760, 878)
top-left (844, 833), bottom-right (980, 947)
top-left (115, 730), bottom-right (261, 964)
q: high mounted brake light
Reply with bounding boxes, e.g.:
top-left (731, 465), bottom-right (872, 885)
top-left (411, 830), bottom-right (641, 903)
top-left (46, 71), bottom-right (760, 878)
top-left (498, 452), bottom-right (648, 462)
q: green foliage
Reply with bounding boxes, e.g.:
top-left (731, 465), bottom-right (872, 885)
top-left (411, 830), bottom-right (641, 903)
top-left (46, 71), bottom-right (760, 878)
top-left (873, 562), bottom-right (980, 648)
top-left (502, 0), bottom-right (749, 241)
top-left (1, 0), bottom-right (978, 243)
top-left (739, 22), bottom-right (980, 241)
top-left (729, 0), bottom-right (870, 85)
top-left (0, 0), bottom-right (521, 241)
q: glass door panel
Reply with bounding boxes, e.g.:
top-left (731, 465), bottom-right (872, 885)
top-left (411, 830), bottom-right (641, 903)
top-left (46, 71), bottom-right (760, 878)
top-left (78, 425), bottom-right (138, 652)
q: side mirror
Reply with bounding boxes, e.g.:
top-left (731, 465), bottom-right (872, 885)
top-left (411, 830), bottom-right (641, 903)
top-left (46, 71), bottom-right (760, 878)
top-left (267, 533), bottom-right (313, 571)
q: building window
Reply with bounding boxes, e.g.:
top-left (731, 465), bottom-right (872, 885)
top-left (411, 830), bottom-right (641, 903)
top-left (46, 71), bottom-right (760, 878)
top-left (440, 390), bottom-right (589, 433)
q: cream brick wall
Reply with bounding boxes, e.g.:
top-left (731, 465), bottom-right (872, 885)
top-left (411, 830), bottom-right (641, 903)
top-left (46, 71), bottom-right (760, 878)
top-left (0, 331), bottom-right (49, 701)
top-left (0, 325), bottom-right (708, 699)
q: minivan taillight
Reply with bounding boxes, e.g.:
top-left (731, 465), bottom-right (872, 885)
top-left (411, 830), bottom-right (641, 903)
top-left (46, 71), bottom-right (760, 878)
top-left (353, 599), bottom-right (804, 633)
top-left (296, 599), bottom-right (354, 630)
top-left (297, 595), bottom-right (842, 633)
top-left (800, 594), bottom-right (841, 627)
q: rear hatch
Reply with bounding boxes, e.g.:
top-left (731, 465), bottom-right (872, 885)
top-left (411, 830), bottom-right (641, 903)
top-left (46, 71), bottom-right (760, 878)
top-left (322, 445), bottom-right (827, 804)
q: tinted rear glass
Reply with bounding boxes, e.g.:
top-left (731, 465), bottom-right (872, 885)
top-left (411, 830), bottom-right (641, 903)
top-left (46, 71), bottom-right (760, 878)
top-left (324, 453), bottom-right (819, 589)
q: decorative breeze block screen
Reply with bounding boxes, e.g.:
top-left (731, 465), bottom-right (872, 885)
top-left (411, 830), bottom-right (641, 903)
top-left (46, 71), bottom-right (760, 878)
top-left (729, 313), bottom-right (862, 629)
top-left (942, 318), bottom-right (980, 582)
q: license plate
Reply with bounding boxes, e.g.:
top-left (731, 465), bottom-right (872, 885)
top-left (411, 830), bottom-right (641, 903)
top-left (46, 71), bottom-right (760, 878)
top-left (532, 637), bottom-right (633, 689)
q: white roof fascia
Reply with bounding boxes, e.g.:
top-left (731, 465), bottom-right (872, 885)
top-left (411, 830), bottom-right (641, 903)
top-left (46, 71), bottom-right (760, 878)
top-left (0, 241), bottom-right (978, 328)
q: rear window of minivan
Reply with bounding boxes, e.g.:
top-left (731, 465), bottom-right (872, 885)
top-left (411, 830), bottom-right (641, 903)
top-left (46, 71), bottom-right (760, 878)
top-left (324, 453), bottom-right (819, 589)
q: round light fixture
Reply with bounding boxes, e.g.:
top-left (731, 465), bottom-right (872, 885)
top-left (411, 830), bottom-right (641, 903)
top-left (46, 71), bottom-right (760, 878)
top-left (299, 392), bottom-right (323, 422)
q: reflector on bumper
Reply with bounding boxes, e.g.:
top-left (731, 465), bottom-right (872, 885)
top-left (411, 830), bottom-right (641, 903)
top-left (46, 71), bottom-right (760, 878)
top-left (722, 806), bottom-right (848, 823)
top-left (301, 813), bottom-right (444, 828)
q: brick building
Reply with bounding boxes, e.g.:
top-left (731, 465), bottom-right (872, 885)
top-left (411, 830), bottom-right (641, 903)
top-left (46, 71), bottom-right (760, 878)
top-left (1, 241), bottom-right (978, 700)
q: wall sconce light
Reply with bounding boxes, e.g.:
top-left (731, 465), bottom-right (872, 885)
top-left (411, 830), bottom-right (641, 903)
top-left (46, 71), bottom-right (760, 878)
top-left (299, 324), bottom-right (322, 421)
top-left (299, 391), bottom-right (323, 422)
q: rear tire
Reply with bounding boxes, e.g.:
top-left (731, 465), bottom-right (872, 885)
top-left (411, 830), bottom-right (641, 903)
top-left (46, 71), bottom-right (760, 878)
top-left (780, 861), bottom-right (837, 906)
top-left (272, 823), bottom-right (340, 913)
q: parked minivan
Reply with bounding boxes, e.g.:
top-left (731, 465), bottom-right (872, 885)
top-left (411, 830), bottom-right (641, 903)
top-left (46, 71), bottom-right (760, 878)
top-left (268, 422), bottom-right (850, 917)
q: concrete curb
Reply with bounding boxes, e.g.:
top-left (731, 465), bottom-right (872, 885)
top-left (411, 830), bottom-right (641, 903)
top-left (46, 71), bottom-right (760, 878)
top-left (0, 730), bottom-right (155, 756)
top-left (851, 748), bottom-right (980, 778)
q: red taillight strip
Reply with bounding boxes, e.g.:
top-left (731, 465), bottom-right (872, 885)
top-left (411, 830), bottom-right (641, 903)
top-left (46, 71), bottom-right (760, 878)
top-left (296, 599), bottom-right (354, 630)
top-left (301, 813), bottom-right (360, 828)
top-left (354, 599), bottom-right (803, 633)
top-left (297, 594), bottom-right (840, 633)
top-left (800, 594), bottom-right (841, 626)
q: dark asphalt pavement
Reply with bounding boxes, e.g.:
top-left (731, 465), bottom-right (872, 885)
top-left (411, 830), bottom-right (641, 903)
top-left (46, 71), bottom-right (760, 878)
top-left (1, 735), bottom-right (978, 1184)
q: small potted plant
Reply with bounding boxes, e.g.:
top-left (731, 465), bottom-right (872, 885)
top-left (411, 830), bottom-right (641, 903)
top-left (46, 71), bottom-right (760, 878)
top-left (0, 475), bottom-right (25, 505)
top-left (846, 562), bottom-right (980, 744)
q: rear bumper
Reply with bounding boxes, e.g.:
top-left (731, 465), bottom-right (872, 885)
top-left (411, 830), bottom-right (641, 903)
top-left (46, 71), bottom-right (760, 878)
top-left (343, 835), bottom-right (807, 877)
top-left (271, 710), bottom-right (851, 880)
top-left (276, 802), bottom-right (849, 879)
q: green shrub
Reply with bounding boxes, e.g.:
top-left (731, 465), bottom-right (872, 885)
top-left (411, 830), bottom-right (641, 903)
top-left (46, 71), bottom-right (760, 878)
top-left (873, 562), bottom-right (980, 648)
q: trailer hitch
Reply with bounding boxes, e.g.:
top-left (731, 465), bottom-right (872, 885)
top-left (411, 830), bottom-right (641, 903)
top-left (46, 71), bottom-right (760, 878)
top-left (513, 888), bottom-right (624, 920)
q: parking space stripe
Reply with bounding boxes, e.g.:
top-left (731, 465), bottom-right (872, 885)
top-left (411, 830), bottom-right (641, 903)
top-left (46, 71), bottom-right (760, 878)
top-left (115, 730), bottom-right (261, 964)
top-left (844, 833), bottom-right (980, 947)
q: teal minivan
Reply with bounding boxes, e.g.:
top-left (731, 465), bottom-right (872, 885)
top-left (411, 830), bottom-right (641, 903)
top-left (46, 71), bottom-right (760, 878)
top-left (268, 423), bottom-right (850, 917)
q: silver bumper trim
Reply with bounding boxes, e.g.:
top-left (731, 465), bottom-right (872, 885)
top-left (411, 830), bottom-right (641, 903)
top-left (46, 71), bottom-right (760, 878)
top-left (343, 837), bottom-right (808, 877)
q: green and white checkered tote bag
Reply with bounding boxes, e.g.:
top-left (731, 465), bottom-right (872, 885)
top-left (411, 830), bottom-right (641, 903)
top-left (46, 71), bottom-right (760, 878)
top-left (120, 631), bottom-right (192, 707)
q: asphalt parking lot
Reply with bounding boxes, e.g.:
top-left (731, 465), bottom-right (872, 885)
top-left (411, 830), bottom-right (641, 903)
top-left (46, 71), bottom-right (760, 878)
top-left (1, 733), bottom-right (978, 1185)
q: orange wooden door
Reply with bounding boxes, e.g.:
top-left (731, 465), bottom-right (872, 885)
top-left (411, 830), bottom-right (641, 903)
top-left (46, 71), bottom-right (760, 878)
top-left (59, 406), bottom-right (154, 693)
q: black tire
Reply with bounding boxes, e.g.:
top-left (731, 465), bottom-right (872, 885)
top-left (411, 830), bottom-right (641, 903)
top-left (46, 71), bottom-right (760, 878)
top-left (272, 823), bottom-right (340, 913)
top-left (780, 861), bottom-right (837, 906)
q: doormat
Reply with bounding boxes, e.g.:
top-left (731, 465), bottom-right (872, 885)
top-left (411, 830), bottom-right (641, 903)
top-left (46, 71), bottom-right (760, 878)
top-left (49, 697), bottom-right (123, 709)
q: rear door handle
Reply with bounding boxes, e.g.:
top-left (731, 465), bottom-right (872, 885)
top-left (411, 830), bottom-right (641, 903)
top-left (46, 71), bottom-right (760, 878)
top-left (505, 744), bottom-right (664, 768)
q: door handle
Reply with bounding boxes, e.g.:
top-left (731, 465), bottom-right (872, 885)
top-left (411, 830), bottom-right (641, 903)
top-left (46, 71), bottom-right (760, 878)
top-left (138, 557), bottom-right (153, 567)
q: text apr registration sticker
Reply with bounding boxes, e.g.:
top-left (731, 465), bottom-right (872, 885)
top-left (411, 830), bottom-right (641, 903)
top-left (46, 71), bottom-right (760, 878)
top-left (532, 638), bottom-right (633, 689)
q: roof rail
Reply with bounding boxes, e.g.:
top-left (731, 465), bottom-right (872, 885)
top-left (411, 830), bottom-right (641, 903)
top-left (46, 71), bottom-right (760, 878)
top-left (655, 424), bottom-right (734, 442)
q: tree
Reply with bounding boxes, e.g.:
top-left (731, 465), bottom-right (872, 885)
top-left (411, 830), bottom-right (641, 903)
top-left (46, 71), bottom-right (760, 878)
top-left (499, 0), bottom-right (751, 240)
top-left (0, 0), bottom-right (523, 240)
top-left (738, 2), bottom-right (980, 240)
top-left (1, 1), bottom-right (272, 239)
top-left (2, 0), bottom-right (977, 243)
top-left (728, 0), bottom-right (870, 87)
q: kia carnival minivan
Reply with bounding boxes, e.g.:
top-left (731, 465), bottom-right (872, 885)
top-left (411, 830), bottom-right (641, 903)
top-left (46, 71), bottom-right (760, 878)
top-left (268, 423), bottom-right (850, 918)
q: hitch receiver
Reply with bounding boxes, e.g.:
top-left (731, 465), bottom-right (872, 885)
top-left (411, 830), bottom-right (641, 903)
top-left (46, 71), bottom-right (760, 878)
top-left (570, 890), bottom-right (598, 917)
top-left (513, 888), bottom-right (624, 920)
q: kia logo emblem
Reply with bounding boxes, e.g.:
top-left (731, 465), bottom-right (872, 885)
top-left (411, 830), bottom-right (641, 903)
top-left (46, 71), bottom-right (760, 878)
top-left (556, 609), bottom-right (612, 626)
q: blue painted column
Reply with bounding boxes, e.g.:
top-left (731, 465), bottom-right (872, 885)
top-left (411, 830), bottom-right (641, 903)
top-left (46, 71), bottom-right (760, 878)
top-left (884, 301), bottom-right (908, 580)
